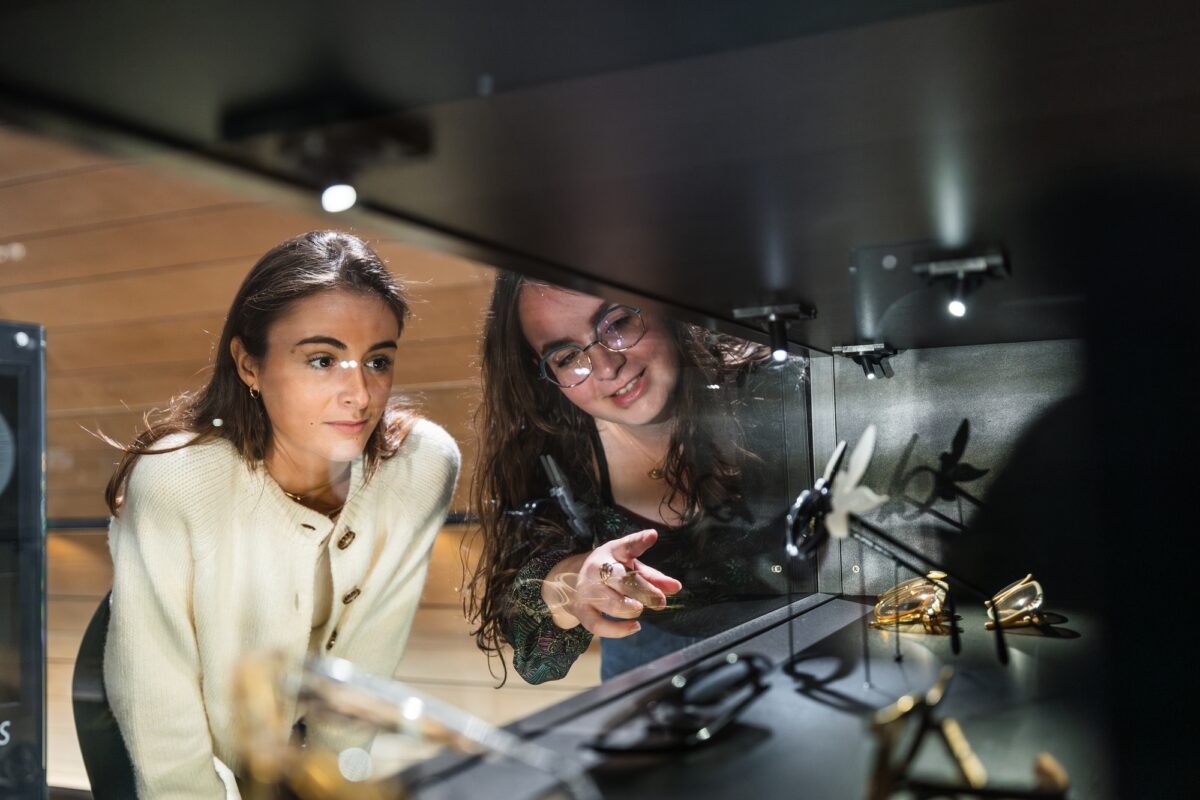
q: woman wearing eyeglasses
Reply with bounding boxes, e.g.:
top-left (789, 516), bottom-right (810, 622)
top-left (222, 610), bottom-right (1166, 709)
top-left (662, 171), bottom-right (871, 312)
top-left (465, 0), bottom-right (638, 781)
top-left (468, 272), bottom-right (805, 684)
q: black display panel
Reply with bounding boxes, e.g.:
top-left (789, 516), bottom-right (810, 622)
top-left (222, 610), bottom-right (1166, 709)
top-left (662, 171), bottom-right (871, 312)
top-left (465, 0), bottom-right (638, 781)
top-left (0, 321), bottom-right (46, 798)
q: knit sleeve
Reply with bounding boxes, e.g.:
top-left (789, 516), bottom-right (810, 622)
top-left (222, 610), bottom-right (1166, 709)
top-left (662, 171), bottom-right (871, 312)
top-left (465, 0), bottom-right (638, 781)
top-left (104, 456), bottom-right (236, 799)
top-left (504, 550), bottom-right (594, 685)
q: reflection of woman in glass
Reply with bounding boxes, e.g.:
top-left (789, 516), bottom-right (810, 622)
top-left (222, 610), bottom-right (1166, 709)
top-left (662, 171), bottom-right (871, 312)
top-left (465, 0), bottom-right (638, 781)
top-left (468, 272), bottom-right (805, 685)
top-left (103, 232), bottom-right (460, 797)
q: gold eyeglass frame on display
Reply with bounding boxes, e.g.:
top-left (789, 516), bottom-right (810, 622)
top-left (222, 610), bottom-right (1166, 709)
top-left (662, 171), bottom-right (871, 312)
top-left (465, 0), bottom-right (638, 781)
top-left (871, 571), bottom-right (1050, 634)
top-left (868, 667), bottom-right (1069, 800)
top-left (985, 573), bottom-right (1046, 630)
top-left (870, 571), bottom-right (952, 633)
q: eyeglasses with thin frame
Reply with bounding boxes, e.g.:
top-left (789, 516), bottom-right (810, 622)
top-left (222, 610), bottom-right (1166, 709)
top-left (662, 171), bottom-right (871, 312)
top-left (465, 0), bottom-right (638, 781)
top-left (537, 304), bottom-right (645, 388)
top-left (870, 571), bottom-right (951, 633)
top-left (871, 571), bottom-right (1047, 632)
top-left (985, 573), bottom-right (1045, 630)
top-left (590, 651), bottom-right (771, 752)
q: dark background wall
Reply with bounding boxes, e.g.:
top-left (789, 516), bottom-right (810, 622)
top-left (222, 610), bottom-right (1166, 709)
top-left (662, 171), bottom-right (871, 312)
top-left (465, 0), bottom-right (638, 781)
top-left (812, 338), bottom-right (1086, 598)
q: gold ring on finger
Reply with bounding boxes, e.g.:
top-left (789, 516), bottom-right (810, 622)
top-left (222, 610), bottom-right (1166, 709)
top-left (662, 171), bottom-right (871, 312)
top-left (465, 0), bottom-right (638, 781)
top-left (599, 561), bottom-right (620, 586)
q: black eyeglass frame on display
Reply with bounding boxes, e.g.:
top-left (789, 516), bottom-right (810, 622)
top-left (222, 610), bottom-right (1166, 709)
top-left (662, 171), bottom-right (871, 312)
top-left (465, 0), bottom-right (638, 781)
top-left (590, 651), bottom-right (773, 753)
top-left (537, 304), bottom-right (645, 388)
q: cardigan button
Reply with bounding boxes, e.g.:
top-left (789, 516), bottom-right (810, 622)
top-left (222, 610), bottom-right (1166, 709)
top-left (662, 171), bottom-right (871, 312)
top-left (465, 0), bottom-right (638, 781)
top-left (337, 530), bottom-right (356, 550)
top-left (325, 629), bottom-right (338, 650)
top-left (342, 588), bottom-right (361, 605)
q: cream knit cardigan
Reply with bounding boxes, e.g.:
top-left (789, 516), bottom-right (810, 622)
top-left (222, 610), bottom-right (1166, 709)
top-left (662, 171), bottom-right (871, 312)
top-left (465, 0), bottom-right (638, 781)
top-left (104, 419), bottom-right (460, 798)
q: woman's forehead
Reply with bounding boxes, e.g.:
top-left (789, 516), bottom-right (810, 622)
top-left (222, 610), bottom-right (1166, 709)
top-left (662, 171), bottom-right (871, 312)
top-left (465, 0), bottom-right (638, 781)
top-left (271, 290), bottom-right (400, 343)
top-left (517, 285), bottom-right (608, 346)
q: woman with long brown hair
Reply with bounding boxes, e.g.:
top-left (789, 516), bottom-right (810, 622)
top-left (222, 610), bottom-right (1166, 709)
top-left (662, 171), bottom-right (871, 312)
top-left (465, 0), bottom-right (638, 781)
top-left (468, 272), bottom-right (805, 685)
top-left (103, 231), bottom-right (459, 798)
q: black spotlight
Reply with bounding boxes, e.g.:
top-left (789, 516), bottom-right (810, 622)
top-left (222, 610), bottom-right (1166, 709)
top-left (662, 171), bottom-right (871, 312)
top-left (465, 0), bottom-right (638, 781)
top-left (731, 303), bottom-right (817, 365)
top-left (832, 343), bottom-right (899, 380)
top-left (912, 248), bottom-right (1008, 319)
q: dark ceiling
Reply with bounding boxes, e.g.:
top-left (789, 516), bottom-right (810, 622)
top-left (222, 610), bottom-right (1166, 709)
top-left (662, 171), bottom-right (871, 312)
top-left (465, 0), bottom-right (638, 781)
top-left (3, 0), bottom-right (1198, 353)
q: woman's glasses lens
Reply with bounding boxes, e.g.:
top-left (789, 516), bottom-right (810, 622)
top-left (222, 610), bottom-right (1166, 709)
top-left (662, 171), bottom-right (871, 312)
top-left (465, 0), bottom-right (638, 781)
top-left (598, 306), bottom-right (645, 350)
top-left (541, 306), bottom-right (645, 388)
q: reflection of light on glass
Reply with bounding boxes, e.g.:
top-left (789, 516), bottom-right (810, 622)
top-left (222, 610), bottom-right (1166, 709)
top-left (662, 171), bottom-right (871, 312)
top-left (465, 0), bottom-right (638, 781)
top-left (948, 299), bottom-right (967, 317)
top-left (401, 696), bottom-right (424, 721)
top-left (933, 156), bottom-right (968, 248)
top-left (762, 202), bottom-right (788, 291)
top-left (338, 747), bottom-right (372, 781)
top-left (706, 384), bottom-right (720, 390)
top-left (772, 349), bottom-right (788, 363)
top-left (321, 184), bottom-right (357, 213)
top-left (0, 242), bottom-right (26, 263)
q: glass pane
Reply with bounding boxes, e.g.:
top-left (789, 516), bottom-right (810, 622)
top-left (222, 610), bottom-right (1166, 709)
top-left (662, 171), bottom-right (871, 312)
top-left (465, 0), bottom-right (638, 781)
top-left (469, 273), bottom-right (814, 685)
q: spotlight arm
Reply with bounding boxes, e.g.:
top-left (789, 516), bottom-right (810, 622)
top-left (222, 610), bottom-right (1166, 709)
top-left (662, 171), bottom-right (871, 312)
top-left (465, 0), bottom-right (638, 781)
top-left (832, 343), bottom-right (899, 380)
top-left (732, 303), bottom-right (817, 361)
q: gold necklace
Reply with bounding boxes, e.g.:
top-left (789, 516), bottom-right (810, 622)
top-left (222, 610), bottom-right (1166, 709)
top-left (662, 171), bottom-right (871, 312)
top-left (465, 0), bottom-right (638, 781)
top-left (611, 426), bottom-right (667, 480)
top-left (282, 489), bottom-right (345, 518)
top-left (279, 468), bottom-right (350, 516)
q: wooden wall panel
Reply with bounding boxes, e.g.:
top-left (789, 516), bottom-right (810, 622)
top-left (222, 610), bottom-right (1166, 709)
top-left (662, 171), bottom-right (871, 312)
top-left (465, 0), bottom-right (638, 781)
top-left (1, 203), bottom-right (277, 289)
top-left (6, 268), bottom-right (490, 340)
top-left (0, 202), bottom-right (494, 291)
top-left (46, 531), bottom-right (113, 597)
top-left (0, 126), bottom-right (114, 183)
top-left (47, 361), bottom-right (213, 413)
top-left (0, 165), bottom-right (239, 240)
top-left (44, 313), bottom-right (225, 373)
top-left (2, 258), bottom-right (246, 328)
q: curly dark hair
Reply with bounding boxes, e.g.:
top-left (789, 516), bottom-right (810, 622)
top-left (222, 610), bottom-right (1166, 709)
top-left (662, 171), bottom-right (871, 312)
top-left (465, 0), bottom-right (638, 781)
top-left (465, 271), bottom-right (768, 683)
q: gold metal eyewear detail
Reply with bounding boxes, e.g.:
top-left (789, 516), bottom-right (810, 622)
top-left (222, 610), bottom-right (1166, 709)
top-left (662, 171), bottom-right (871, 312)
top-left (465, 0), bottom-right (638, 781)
top-left (867, 667), bottom-right (1069, 800)
top-left (985, 573), bottom-right (1046, 630)
top-left (870, 571), bottom-right (951, 632)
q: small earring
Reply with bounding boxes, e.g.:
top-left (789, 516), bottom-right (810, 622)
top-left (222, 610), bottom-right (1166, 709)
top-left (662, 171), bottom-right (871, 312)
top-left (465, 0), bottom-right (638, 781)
top-left (249, 386), bottom-right (260, 400)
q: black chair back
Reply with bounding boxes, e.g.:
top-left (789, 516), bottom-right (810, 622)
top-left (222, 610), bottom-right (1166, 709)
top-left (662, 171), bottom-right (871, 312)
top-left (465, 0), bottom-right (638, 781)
top-left (72, 591), bottom-right (138, 799)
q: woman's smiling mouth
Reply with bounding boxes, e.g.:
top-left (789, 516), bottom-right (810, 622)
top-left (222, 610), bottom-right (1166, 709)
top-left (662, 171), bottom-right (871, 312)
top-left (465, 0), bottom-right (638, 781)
top-left (609, 370), bottom-right (646, 407)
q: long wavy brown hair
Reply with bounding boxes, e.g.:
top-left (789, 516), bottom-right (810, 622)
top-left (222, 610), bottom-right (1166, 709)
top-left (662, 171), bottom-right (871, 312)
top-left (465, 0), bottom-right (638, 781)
top-left (466, 271), bottom-right (768, 682)
top-left (104, 230), bottom-right (417, 515)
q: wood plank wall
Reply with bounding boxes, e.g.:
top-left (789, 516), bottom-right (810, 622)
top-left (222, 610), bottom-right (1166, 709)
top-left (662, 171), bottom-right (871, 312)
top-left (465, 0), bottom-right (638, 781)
top-left (0, 126), bottom-right (599, 790)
